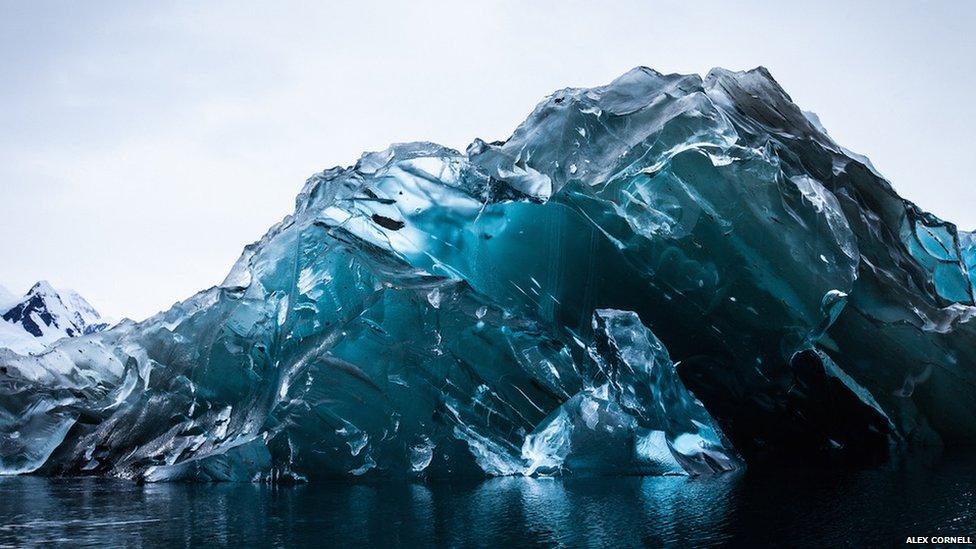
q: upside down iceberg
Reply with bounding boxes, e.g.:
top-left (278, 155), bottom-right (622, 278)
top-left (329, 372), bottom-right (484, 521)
top-left (2, 66), bottom-right (974, 482)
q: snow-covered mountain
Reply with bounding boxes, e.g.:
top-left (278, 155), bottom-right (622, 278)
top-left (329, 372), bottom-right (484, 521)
top-left (0, 281), bottom-right (110, 353)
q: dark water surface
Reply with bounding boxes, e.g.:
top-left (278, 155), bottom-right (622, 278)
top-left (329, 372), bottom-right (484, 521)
top-left (1, 452), bottom-right (973, 548)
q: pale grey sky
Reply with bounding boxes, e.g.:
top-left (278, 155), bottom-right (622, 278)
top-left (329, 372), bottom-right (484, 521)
top-left (2, 1), bottom-right (974, 320)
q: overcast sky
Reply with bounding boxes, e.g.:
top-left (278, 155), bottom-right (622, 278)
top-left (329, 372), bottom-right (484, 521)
top-left (2, 1), bottom-right (974, 320)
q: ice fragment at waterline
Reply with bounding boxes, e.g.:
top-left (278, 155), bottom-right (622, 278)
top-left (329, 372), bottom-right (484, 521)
top-left (2, 66), bottom-right (975, 481)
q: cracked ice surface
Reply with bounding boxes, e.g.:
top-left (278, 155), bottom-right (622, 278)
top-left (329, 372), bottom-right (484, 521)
top-left (2, 66), bottom-right (975, 481)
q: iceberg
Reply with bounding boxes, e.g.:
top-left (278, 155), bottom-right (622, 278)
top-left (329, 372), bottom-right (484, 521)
top-left (2, 66), bottom-right (974, 481)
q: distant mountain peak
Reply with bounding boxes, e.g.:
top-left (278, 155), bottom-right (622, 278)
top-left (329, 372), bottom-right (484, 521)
top-left (0, 282), bottom-right (108, 353)
top-left (28, 279), bottom-right (57, 294)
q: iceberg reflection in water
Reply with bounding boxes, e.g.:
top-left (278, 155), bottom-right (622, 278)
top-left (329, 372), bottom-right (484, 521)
top-left (1, 452), bottom-right (973, 547)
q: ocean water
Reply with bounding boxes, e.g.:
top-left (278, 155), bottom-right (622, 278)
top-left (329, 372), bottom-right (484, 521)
top-left (0, 452), bottom-right (973, 547)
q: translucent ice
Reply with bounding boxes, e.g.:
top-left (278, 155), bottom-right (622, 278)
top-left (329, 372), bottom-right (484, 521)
top-left (521, 309), bottom-right (738, 476)
top-left (2, 66), bottom-right (975, 482)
